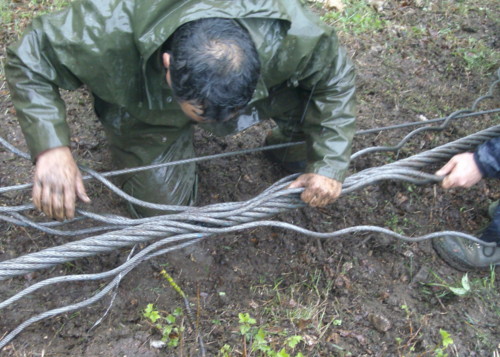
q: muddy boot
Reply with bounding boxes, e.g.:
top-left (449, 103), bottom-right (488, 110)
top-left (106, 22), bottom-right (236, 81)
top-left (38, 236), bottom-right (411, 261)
top-left (433, 237), bottom-right (500, 271)
top-left (264, 127), bottom-right (306, 173)
top-left (488, 200), bottom-right (499, 219)
top-left (433, 203), bottom-right (500, 271)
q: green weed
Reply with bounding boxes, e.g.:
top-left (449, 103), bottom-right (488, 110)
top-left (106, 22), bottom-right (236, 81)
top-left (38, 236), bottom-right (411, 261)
top-left (422, 268), bottom-right (499, 300)
top-left (217, 312), bottom-right (305, 357)
top-left (384, 214), bottom-right (410, 235)
top-left (433, 329), bottom-right (454, 357)
top-left (246, 271), bottom-right (344, 354)
top-left (396, 305), bottom-right (455, 356)
top-left (420, 271), bottom-right (471, 298)
top-left (143, 304), bottom-right (184, 348)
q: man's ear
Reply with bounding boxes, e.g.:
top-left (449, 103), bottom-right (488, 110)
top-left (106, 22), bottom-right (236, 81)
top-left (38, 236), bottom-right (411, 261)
top-left (162, 53), bottom-right (171, 69)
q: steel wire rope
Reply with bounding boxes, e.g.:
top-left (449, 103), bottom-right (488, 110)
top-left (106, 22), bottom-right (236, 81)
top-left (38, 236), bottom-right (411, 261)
top-left (0, 218), bottom-right (495, 350)
top-left (0, 70), bottom-right (498, 352)
top-left (351, 68), bottom-right (499, 159)
top-left (355, 108), bottom-right (500, 135)
top-left (0, 237), bottom-right (203, 351)
top-left (1, 112), bottom-right (498, 231)
top-left (0, 155), bottom-right (496, 348)
top-left (0, 177), bottom-right (305, 275)
top-left (0, 190), bottom-right (303, 278)
top-left (1, 125), bottom-right (499, 281)
top-left (0, 221), bottom-right (494, 312)
top-left (0, 110), bottom-right (498, 348)
top-left (2, 85), bottom-right (498, 198)
top-left (1, 211), bottom-right (126, 236)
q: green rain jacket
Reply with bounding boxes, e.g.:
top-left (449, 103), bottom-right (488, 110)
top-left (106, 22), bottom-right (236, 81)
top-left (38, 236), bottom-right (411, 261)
top-left (5, 0), bottom-right (356, 182)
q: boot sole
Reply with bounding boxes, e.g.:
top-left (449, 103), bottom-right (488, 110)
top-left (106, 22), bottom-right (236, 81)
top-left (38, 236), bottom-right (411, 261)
top-left (432, 239), bottom-right (479, 272)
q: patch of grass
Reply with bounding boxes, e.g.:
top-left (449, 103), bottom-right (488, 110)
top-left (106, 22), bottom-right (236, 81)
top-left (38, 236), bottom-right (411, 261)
top-left (452, 37), bottom-right (500, 75)
top-left (396, 304), bottom-right (456, 356)
top-left (28, 0), bottom-right (71, 14)
top-left (0, 0), bottom-right (13, 24)
top-left (1, 0), bottom-right (72, 37)
top-left (247, 270), bottom-right (346, 354)
top-left (320, 0), bottom-right (386, 35)
top-left (422, 267), bottom-right (498, 300)
top-left (384, 214), bottom-right (411, 235)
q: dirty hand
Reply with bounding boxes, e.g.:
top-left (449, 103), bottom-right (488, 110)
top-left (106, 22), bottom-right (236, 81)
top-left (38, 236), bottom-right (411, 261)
top-left (33, 146), bottom-right (90, 221)
top-left (288, 173), bottom-right (342, 207)
top-left (435, 152), bottom-right (483, 189)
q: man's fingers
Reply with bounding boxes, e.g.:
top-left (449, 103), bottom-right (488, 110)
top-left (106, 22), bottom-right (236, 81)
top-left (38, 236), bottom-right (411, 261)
top-left (288, 177), bottom-right (306, 189)
top-left (64, 185), bottom-right (76, 220)
top-left (41, 185), bottom-right (53, 219)
top-left (301, 187), bottom-right (338, 207)
top-left (52, 188), bottom-right (66, 221)
top-left (291, 174), bottom-right (342, 207)
top-left (441, 176), bottom-right (452, 189)
top-left (300, 187), bottom-right (314, 202)
top-left (32, 180), bottom-right (42, 211)
top-left (306, 194), bottom-right (323, 208)
top-left (32, 147), bottom-right (90, 220)
top-left (435, 159), bottom-right (455, 177)
top-left (76, 173), bottom-right (91, 203)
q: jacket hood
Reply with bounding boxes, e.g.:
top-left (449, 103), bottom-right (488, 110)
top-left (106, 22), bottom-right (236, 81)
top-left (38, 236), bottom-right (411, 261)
top-left (133, 0), bottom-right (291, 58)
top-left (133, 0), bottom-right (291, 110)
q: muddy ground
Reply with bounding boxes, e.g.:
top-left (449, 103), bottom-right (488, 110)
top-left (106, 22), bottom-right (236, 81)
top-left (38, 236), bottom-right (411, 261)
top-left (0, 0), bottom-right (499, 356)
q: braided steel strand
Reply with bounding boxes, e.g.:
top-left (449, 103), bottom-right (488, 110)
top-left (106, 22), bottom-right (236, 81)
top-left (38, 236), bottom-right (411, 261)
top-left (0, 200), bottom-right (301, 279)
top-left (0, 238), bottom-right (204, 351)
top-left (356, 125), bottom-right (500, 174)
top-left (1, 221), bottom-right (494, 312)
top-left (0, 135), bottom-right (498, 350)
top-left (0, 125), bottom-right (498, 280)
top-left (351, 68), bottom-right (499, 160)
top-left (1, 221), bottom-right (493, 350)
top-left (0, 125), bottom-right (498, 237)
top-left (356, 108), bottom-right (500, 135)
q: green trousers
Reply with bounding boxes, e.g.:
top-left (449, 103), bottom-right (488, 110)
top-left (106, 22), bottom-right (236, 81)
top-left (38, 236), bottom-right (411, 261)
top-left (93, 93), bottom-right (199, 217)
top-left (95, 84), bottom-right (308, 217)
top-left (100, 118), bottom-right (197, 217)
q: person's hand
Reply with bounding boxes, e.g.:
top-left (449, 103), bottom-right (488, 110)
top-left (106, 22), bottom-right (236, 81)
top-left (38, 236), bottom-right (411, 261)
top-left (435, 152), bottom-right (483, 189)
top-left (288, 173), bottom-right (342, 207)
top-left (32, 146), bottom-right (90, 221)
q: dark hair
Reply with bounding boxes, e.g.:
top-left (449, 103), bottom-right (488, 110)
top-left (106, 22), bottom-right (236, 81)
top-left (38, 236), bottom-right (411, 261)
top-left (169, 18), bottom-right (261, 122)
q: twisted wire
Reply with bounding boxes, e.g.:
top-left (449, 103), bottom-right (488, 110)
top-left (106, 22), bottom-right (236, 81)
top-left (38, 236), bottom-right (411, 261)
top-left (355, 108), bottom-right (500, 135)
top-left (351, 67), bottom-right (499, 159)
top-left (1, 125), bottom-right (498, 282)
top-left (0, 70), bottom-right (498, 351)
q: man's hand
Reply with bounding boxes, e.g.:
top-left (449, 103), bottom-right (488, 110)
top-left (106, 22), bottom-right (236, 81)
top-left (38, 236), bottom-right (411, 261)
top-left (33, 146), bottom-right (90, 221)
top-left (288, 173), bottom-right (342, 207)
top-left (436, 152), bottom-right (483, 189)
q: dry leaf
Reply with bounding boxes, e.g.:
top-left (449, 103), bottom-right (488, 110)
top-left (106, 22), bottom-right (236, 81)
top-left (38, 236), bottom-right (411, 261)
top-left (324, 0), bottom-right (345, 12)
top-left (367, 0), bottom-right (386, 12)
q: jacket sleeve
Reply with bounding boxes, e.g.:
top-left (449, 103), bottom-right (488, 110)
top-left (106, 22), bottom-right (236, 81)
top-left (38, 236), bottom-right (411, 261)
top-left (5, 0), bottom-right (133, 160)
top-left (474, 136), bottom-right (500, 179)
top-left (297, 34), bottom-right (356, 182)
top-left (5, 14), bottom-right (84, 160)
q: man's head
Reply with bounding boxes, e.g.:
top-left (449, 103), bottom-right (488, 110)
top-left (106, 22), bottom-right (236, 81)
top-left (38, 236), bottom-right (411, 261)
top-left (164, 18), bottom-right (261, 122)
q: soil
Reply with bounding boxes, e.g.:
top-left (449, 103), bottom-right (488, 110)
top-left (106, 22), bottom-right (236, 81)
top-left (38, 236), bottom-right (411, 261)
top-left (0, 1), bottom-right (499, 356)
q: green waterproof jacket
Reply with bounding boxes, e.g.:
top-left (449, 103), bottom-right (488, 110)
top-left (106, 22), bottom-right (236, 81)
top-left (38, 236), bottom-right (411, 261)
top-left (5, 0), bottom-right (356, 182)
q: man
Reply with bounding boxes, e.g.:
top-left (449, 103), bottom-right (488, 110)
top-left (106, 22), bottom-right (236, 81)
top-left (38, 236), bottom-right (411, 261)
top-left (433, 136), bottom-right (500, 270)
top-left (5, 0), bottom-right (356, 220)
